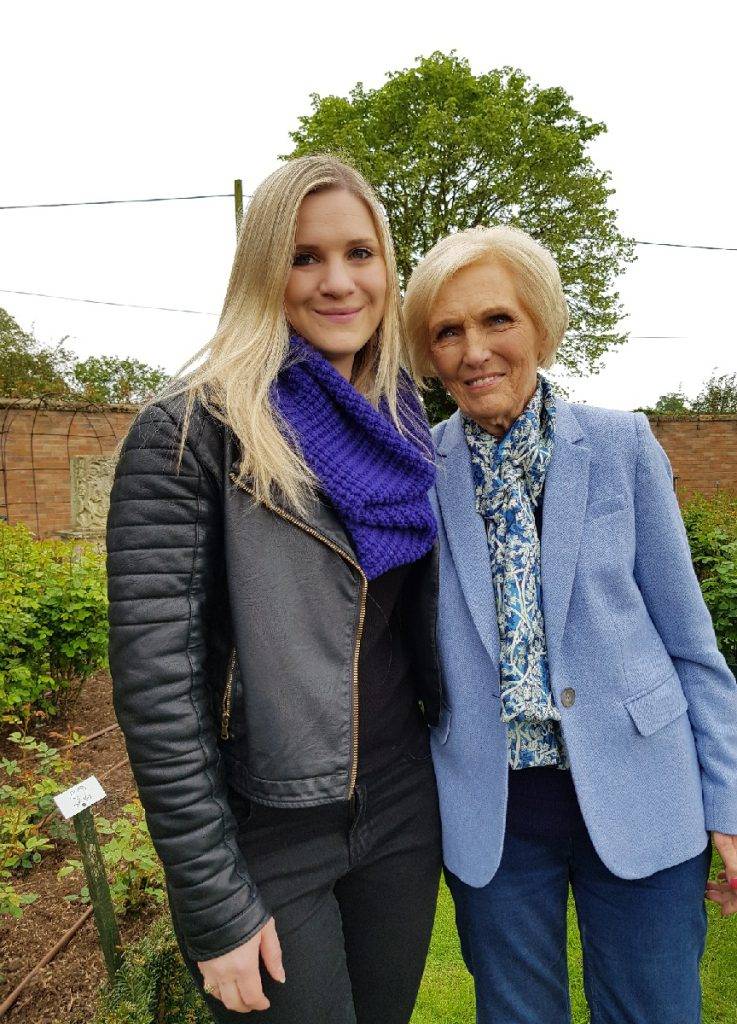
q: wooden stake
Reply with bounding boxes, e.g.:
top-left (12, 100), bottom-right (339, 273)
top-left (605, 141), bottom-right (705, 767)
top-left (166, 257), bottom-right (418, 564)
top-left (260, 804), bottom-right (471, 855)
top-left (72, 807), bottom-right (122, 981)
top-left (234, 179), bottom-right (243, 235)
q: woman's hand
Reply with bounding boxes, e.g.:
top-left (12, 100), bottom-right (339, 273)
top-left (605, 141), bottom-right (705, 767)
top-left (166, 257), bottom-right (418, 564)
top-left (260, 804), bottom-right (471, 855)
top-left (705, 832), bottom-right (737, 916)
top-left (197, 918), bottom-right (285, 1012)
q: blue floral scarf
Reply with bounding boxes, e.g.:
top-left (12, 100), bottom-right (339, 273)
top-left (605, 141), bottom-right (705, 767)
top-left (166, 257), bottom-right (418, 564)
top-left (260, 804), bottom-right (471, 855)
top-left (463, 375), bottom-right (568, 769)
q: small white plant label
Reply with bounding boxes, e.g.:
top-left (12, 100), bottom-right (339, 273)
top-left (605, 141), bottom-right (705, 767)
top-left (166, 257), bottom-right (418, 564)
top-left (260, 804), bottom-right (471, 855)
top-left (54, 776), bottom-right (107, 819)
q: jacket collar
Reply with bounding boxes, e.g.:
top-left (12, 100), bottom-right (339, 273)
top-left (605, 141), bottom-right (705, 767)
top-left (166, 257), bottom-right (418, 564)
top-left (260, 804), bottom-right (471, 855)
top-left (229, 455), bottom-right (359, 567)
top-left (434, 398), bottom-right (590, 672)
top-left (435, 398), bottom-right (584, 457)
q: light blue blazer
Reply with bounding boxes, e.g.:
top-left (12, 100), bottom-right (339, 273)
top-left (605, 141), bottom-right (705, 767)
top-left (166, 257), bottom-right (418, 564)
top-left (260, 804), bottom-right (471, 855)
top-left (430, 399), bottom-right (737, 885)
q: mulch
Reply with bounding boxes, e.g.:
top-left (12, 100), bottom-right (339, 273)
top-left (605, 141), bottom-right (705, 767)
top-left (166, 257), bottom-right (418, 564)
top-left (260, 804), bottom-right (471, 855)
top-left (0, 671), bottom-right (160, 1023)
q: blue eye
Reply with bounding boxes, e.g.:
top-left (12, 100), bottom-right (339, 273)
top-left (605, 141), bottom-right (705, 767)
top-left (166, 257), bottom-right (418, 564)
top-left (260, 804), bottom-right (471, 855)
top-left (349, 247), bottom-right (373, 260)
top-left (292, 252), bottom-right (317, 266)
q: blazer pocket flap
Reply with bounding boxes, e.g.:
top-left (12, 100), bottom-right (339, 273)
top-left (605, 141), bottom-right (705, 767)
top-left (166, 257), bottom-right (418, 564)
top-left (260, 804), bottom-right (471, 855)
top-left (432, 705), bottom-right (452, 745)
top-left (625, 674), bottom-right (688, 737)
top-left (587, 494), bottom-right (628, 520)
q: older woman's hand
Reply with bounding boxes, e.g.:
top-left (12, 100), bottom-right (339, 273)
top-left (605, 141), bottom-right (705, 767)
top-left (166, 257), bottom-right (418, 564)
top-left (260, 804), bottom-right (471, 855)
top-left (705, 832), bottom-right (737, 916)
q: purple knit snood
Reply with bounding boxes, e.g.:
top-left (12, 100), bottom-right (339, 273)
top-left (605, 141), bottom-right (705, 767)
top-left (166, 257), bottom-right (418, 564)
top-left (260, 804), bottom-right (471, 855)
top-left (272, 336), bottom-right (437, 580)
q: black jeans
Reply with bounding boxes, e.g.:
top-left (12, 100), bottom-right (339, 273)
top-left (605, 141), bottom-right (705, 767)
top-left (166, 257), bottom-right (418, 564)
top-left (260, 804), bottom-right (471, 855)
top-left (170, 753), bottom-right (442, 1023)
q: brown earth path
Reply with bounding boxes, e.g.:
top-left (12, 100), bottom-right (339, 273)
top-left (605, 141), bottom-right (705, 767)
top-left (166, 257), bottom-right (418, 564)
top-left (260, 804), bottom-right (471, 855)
top-left (0, 672), bottom-right (159, 1023)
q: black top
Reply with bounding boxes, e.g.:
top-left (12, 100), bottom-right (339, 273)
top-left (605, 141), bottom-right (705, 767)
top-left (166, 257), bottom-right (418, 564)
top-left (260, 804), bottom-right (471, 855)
top-left (506, 764), bottom-right (586, 839)
top-left (357, 562), bottom-right (429, 777)
top-left (507, 484), bottom-right (583, 838)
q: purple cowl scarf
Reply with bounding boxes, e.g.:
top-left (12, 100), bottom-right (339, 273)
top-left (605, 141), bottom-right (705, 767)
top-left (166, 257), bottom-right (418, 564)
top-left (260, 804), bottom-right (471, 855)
top-left (272, 335), bottom-right (437, 580)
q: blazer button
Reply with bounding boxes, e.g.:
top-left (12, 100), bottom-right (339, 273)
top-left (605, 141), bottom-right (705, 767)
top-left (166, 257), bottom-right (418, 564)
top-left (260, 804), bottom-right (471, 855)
top-left (561, 687), bottom-right (576, 708)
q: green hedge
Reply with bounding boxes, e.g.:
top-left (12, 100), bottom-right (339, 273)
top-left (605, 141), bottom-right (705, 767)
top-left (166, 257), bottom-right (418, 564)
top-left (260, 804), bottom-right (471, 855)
top-left (94, 915), bottom-right (208, 1024)
top-left (0, 524), bottom-right (108, 717)
top-left (681, 491), bottom-right (737, 671)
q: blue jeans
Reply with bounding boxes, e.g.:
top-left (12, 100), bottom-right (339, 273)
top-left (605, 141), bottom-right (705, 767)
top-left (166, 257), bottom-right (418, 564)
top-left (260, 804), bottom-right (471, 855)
top-left (446, 828), bottom-right (710, 1024)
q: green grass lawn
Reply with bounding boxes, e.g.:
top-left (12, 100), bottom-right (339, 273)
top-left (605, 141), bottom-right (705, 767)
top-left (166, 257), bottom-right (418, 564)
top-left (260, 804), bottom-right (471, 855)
top-left (412, 855), bottom-right (737, 1024)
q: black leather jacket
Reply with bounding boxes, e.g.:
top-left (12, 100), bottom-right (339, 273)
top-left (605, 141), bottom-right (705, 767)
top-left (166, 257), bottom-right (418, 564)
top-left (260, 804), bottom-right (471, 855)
top-left (106, 396), bottom-right (442, 961)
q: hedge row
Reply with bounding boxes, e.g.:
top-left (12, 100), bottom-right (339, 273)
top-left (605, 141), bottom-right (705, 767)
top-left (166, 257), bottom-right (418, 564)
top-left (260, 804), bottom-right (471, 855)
top-left (682, 491), bottom-right (737, 670)
top-left (94, 916), bottom-right (208, 1024)
top-left (0, 524), bottom-right (108, 718)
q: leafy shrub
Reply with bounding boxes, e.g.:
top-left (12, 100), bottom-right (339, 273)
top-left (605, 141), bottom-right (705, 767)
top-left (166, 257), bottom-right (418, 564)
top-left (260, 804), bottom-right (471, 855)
top-left (60, 799), bottom-right (165, 915)
top-left (0, 523), bottom-right (108, 717)
top-left (682, 491), bottom-right (737, 670)
top-left (0, 879), bottom-right (39, 918)
top-left (94, 914), bottom-right (208, 1024)
top-left (0, 733), bottom-right (73, 917)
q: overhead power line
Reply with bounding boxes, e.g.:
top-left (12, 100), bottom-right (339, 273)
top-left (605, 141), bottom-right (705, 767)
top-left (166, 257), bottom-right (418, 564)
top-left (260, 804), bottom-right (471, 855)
top-left (0, 288), bottom-right (217, 316)
top-left (0, 193), bottom-right (239, 210)
top-left (0, 288), bottom-right (686, 337)
top-left (634, 240), bottom-right (737, 253)
top-left (0, 193), bottom-right (736, 252)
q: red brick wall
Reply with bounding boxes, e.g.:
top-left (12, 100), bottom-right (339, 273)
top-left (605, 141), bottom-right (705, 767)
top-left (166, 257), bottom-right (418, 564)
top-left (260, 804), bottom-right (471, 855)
top-left (0, 402), bottom-right (136, 538)
top-left (1, 403), bottom-right (735, 538)
top-left (648, 415), bottom-right (737, 502)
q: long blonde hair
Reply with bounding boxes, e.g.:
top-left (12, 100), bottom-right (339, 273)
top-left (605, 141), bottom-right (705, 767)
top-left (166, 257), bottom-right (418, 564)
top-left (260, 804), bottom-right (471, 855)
top-left (158, 155), bottom-right (411, 515)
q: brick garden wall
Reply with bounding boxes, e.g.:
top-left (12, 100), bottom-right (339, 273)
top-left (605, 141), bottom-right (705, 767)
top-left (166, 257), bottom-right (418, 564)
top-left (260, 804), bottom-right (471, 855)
top-left (648, 415), bottom-right (737, 502)
top-left (0, 402), bottom-right (735, 538)
top-left (0, 401), bottom-right (137, 538)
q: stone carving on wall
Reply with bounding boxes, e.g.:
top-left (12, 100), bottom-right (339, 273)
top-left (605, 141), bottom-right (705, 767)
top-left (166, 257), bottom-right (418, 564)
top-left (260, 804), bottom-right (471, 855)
top-left (70, 456), bottom-right (117, 535)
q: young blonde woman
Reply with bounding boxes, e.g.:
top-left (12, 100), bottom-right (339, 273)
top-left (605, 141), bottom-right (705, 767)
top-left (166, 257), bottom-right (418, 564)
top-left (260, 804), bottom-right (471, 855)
top-left (107, 155), bottom-right (443, 1023)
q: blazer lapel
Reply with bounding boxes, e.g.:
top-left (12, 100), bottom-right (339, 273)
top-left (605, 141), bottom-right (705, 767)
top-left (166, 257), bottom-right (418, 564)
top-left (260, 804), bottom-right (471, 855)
top-left (541, 401), bottom-right (590, 670)
top-left (435, 412), bottom-right (500, 667)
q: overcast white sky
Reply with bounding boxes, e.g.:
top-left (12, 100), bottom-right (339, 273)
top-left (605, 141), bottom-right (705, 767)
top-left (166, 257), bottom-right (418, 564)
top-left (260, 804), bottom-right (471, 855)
top-left (2, 1), bottom-right (735, 409)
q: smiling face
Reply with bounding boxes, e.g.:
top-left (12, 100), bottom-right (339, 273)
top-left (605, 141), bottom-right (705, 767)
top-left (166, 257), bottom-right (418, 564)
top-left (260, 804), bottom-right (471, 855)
top-left (427, 257), bottom-right (544, 437)
top-left (284, 187), bottom-right (387, 380)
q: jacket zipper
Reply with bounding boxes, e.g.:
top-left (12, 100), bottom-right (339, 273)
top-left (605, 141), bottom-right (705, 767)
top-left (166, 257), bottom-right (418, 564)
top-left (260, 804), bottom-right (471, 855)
top-left (229, 474), bottom-right (367, 794)
top-left (220, 647), bottom-right (237, 740)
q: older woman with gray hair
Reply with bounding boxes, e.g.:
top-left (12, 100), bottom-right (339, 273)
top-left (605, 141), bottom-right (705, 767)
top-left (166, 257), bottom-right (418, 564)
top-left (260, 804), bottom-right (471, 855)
top-left (403, 225), bottom-right (737, 1024)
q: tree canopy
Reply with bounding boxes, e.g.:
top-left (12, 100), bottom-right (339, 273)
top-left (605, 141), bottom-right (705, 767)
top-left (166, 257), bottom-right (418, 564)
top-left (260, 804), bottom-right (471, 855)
top-left (0, 308), bottom-right (168, 403)
top-left (0, 309), bottom-right (75, 398)
top-left (71, 355), bottom-right (168, 404)
top-left (643, 372), bottom-right (737, 415)
top-left (691, 371), bottom-right (737, 414)
top-left (650, 389), bottom-right (691, 415)
top-left (288, 52), bottom-right (634, 403)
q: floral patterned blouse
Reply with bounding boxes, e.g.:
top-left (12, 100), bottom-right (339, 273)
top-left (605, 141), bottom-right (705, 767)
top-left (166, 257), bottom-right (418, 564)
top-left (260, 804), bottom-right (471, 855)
top-left (463, 377), bottom-right (569, 770)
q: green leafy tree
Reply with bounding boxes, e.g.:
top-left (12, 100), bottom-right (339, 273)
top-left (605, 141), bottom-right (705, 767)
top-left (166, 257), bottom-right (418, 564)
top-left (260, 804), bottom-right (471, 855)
top-left (288, 51), bottom-right (634, 420)
top-left (0, 309), bottom-right (75, 398)
top-left (652, 389), bottom-right (691, 415)
top-left (692, 371), bottom-right (737, 414)
top-left (72, 355), bottom-right (168, 404)
top-left (641, 371), bottom-right (737, 417)
top-left (1, 307), bottom-right (167, 403)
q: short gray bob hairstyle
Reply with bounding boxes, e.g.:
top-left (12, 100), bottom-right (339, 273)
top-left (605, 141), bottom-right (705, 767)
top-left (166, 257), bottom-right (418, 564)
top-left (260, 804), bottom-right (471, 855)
top-left (403, 225), bottom-right (569, 377)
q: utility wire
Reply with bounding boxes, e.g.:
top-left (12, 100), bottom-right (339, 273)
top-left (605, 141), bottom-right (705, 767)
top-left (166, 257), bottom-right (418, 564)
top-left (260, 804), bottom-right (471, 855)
top-left (0, 288), bottom-right (686, 337)
top-left (0, 288), bottom-right (217, 315)
top-left (0, 193), bottom-right (736, 252)
top-left (0, 193), bottom-right (241, 210)
top-left (634, 240), bottom-right (737, 252)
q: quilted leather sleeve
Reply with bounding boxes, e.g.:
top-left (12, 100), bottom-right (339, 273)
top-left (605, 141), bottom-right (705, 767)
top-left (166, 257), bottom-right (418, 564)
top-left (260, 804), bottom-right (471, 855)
top-left (106, 401), bottom-right (270, 961)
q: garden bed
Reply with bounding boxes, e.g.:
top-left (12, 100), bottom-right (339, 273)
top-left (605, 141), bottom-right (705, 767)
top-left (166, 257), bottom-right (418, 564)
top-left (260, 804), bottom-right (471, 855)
top-left (2, 668), bottom-right (736, 1024)
top-left (0, 670), bottom-right (160, 1023)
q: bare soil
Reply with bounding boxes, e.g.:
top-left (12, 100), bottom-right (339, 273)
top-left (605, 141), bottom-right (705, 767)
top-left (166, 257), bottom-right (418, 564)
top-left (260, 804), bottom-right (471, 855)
top-left (0, 672), bottom-right (159, 1023)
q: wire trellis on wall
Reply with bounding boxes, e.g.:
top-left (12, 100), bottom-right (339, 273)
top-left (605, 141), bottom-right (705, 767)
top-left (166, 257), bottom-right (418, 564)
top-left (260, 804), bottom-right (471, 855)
top-left (0, 397), bottom-right (135, 537)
